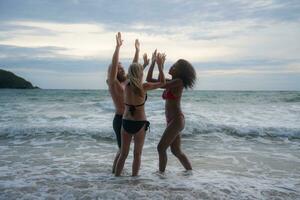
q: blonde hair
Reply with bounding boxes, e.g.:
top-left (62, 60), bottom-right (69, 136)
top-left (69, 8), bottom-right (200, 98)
top-left (127, 63), bottom-right (144, 97)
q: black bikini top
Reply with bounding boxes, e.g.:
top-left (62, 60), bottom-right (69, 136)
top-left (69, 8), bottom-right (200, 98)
top-left (125, 82), bottom-right (147, 116)
top-left (125, 94), bottom-right (147, 116)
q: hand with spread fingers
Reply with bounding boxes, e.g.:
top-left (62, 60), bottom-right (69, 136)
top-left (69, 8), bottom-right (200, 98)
top-left (156, 52), bottom-right (166, 67)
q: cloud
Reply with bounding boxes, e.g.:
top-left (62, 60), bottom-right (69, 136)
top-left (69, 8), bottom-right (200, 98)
top-left (2, 16), bottom-right (300, 63)
top-left (0, 21), bottom-right (124, 61)
top-left (199, 68), bottom-right (300, 77)
top-left (198, 73), bottom-right (300, 90)
top-left (1, 0), bottom-right (299, 25)
top-left (0, 45), bottom-right (67, 59)
top-left (0, 56), bottom-right (109, 73)
top-left (0, 0), bottom-right (299, 90)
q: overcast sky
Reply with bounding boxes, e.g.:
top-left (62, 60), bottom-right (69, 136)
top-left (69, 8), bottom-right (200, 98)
top-left (0, 0), bottom-right (299, 90)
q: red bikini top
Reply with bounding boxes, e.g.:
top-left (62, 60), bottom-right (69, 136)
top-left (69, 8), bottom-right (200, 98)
top-left (162, 89), bottom-right (179, 100)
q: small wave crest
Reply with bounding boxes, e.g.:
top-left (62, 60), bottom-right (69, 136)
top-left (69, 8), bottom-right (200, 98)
top-left (283, 95), bottom-right (300, 103)
top-left (0, 126), bottom-right (115, 141)
top-left (185, 121), bottom-right (300, 139)
top-left (1, 121), bottom-right (300, 141)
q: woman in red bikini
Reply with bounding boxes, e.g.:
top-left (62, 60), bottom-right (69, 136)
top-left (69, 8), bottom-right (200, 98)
top-left (114, 51), bottom-right (166, 177)
top-left (146, 51), bottom-right (196, 173)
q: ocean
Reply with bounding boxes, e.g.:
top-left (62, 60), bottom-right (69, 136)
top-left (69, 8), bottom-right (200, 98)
top-left (0, 89), bottom-right (300, 199)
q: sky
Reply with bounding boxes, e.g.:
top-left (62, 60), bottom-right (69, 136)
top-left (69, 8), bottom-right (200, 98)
top-left (0, 0), bottom-right (300, 90)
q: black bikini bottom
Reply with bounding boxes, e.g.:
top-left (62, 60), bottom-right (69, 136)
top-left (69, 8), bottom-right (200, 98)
top-left (122, 119), bottom-right (150, 134)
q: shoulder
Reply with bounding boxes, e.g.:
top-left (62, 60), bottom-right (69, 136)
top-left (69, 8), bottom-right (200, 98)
top-left (165, 79), bottom-right (183, 88)
top-left (170, 79), bottom-right (183, 84)
top-left (107, 78), bottom-right (118, 86)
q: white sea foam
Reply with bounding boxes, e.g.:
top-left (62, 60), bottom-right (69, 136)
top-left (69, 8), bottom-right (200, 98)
top-left (1, 90), bottom-right (300, 199)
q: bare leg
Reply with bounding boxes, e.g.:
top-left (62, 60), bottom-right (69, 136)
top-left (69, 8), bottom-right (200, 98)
top-left (132, 127), bottom-right (146, 176)
top-left (112, 150), bottom-right (120, 173)
top-left (170, 135), bottom-right (192, 170)
top-left (115, 129), bottom-right (132, 176)
top-left (157, 115), bottom-right (184, 172)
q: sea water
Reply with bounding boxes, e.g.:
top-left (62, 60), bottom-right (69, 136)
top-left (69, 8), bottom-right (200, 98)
top-left (0, 89), bottom-right (300, 199)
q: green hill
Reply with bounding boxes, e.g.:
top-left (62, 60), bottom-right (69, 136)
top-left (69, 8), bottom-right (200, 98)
top-left (0, 69), bottom-right (39, 89)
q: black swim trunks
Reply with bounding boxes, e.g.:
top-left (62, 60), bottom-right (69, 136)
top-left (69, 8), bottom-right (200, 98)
top-left (113, 114), bottom-right (122, 148)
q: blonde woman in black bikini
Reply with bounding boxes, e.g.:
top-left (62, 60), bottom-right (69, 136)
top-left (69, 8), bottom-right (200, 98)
top-left (114, 51), bottom-right (166, 176)
top-left (107, 32), bottom-right (142, 173)
top-left (146, 53), bottom-right (196, 173)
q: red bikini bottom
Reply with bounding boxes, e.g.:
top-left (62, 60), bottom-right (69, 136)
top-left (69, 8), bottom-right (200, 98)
top-left (166, 113), bottom-right (185, 124)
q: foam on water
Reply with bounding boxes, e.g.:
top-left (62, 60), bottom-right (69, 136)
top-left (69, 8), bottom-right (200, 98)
top-left (1, 89), bottom-right (300, 199)
top-left (0, 133), bottom-right (299, 199)
top-left (1, 90), bottom-right (300, 140)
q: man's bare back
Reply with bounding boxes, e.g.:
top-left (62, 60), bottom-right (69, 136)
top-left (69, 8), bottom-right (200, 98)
top-left (108, 79), bottom-right (126, 115)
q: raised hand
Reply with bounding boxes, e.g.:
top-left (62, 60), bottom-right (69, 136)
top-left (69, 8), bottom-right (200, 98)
top-left (151, 49), bottom-right (157, 64)
top-left (161, 53), bottom-right (166, 65)
top-left (135, 39), bottom-right (140, 51)
top-left (110, 32), bottom-right (122, 83)
top-left (116, 32), bottom-right (123, 47)
top-left (156, 52), bottom-right (166, 67)
top-left (143, 53), bottom-right (150, 68)
top-left (156, 52), bottom-right (166, 84)
top-left (133, 39), bottom-right (140, 63)
top-left (156, 53), bottom-right (161, 66)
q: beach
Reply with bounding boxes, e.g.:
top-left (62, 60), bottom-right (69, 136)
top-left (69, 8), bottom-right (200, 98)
top-left (0, 89), bottom-right (300, 199)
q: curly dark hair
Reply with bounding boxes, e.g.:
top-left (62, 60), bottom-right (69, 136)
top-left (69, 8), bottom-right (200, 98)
top-left (176, 59), bottom-right (196, 89)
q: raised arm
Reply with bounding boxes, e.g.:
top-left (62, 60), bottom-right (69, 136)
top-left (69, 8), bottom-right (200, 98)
top-left (108, 32), bottom-right (123, 83)
top-left (146, 49), bottom-right (158, 82)
top-left (157, 53), bottom-right (166, 84)
top-left (158, 53), bottom-right (166, 83)
top-left (143, 52), bottom-right (166, 90)
top-left (142, 53), bottom-right (150, 69)
top-left (132, 39), bottom-right (140, 63)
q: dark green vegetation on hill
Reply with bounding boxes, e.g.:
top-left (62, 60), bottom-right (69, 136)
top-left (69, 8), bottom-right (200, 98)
top-left (0, 69), bottom-right (39, 89)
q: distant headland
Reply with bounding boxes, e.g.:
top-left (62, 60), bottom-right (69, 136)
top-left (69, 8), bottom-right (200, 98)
top-left (0, 69), bottom-right (39, 89)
